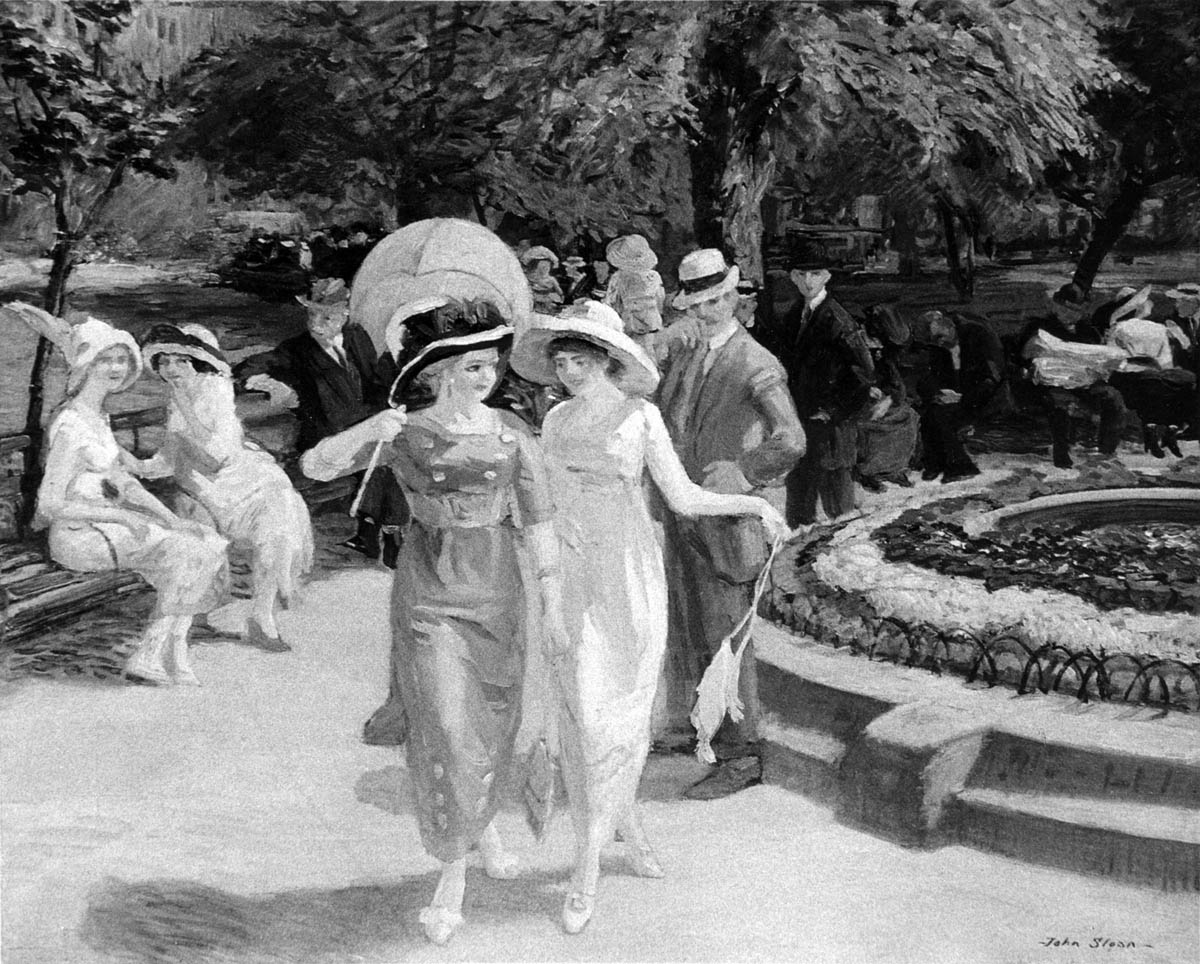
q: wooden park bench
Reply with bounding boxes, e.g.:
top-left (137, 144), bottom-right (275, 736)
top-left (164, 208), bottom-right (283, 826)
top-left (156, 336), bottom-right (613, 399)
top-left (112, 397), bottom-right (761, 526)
top-left (0, 401), bottom-right (360, 643)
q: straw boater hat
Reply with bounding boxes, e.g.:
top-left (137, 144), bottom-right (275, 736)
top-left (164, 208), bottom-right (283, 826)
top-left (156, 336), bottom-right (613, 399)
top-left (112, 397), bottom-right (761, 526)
top-left (520, 245), bottom-right (559, 268)
top-left (1166, 282), bottom-right (1200, 301)
top-left (296, 277), bottom-right (351, 309)
top-left (386, 299), bottom-right (512, 407)
top-left (69, 317), bottom-right (143, 392)
top-left (141, 323), bottom-right (233, 378)
top-left (1108, 284), bottom-right (1153, 324)
top-left (510, 300), bottom-right (660, 397)
top-left (606, 235), bottom-right (658, 272)
top-left (671, 249), bottom-right (741, 310)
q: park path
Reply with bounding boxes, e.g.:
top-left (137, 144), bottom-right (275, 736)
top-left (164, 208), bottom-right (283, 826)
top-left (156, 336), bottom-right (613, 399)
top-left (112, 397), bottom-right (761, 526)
top-left (2, 566), bottom-right (1197, 964)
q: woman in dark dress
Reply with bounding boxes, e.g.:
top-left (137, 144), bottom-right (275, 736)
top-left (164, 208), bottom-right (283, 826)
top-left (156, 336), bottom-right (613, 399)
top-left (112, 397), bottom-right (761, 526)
top-left (302, 300), bottom-right (564, 946)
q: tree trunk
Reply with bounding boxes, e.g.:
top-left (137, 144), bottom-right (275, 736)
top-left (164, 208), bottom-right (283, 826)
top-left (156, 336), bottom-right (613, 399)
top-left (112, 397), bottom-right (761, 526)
top-left (891, 207), bottom-right (922, 277)
top-left (720, 144), bottom-right (774, 283)
top-left (939, 199), bottom-right (974, 301)
top-left (19, 186), bottom-right (75, 532)
top-left (1071, 175), bottom-right (1148, 295)
top-left (688, 127), bottom-right (724, 252)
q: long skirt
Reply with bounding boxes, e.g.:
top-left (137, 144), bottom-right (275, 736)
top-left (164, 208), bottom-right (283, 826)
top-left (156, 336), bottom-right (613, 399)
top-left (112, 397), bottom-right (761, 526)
top-left (554, 476), bottom-right (667, 838)
top-left (49, 518), bottom-right (227, 616)
top-left (392, 519), bottom-right (527, 862)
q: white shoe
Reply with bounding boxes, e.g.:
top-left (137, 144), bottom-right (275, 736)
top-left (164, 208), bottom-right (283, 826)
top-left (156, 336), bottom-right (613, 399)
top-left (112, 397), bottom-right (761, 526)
top-left (483, 850), bottom-right (520, 880)
top-left (419, 905), bottom-right (463, 945)
top-left (561, 891), bottom-right (595, 934)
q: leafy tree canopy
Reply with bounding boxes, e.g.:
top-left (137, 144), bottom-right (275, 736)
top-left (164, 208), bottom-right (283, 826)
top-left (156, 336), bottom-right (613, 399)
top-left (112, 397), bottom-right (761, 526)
top-left (1, 0), bottom-right (185, 236)
top-left (176, 1), bottom-right (696, 240)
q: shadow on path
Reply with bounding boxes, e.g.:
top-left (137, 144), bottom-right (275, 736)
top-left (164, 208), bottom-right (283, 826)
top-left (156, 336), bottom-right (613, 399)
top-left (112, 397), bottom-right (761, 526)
top-left (80, 869), bottom-right (566, 964)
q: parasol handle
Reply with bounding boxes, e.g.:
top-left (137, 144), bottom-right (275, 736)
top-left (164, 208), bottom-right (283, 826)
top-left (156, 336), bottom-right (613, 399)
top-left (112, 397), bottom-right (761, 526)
top-left (348, 440), bottom-right (385, 519)
top-left (348, 397), bottom-right (402, 520)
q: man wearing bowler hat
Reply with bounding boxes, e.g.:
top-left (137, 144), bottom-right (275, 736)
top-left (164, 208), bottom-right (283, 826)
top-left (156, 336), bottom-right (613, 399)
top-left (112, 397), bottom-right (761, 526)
top-left (656, 249), bottom-right (805, 799)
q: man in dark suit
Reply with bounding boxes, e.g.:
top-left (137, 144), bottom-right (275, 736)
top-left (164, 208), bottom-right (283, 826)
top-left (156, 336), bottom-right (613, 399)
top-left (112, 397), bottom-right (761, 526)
top-left (234, 277), bottom-right (408, 568)
top-left (656, 249), bottom-right (805, 799)
top-left (779, 268), bottom-right (878, 527)
top-left (911, 310), bottom-right (1011, 482)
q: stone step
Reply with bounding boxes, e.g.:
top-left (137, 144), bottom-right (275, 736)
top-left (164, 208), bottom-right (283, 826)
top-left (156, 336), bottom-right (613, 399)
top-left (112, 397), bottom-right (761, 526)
top-left (759, 718), bottom-right (847, 806)
top-left (968, 731), bottom-right (1200, 809)
top-left (952, 788), bottom-right (1200, 891)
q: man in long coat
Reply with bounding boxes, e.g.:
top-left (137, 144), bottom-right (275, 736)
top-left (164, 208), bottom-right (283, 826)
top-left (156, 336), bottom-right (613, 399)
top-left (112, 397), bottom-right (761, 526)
top-left (779, 268), bottom-right (877, 526)
top-left (656, 249), bottom-right (805, 799)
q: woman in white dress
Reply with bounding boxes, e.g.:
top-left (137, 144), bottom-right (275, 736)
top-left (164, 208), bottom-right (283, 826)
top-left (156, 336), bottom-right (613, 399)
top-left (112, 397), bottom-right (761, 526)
top-left (512, 301), bottom-right (789, 933)
top-left (137, 324), bottom-right (314, 650)
top-left (16, 308), bottom-right (228, 685)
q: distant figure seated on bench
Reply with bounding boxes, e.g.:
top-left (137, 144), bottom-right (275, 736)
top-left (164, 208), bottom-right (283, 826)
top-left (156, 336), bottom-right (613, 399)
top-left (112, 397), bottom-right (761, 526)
top-left (1017, 285), bottom-right (1128, 469)
top-left (910, 309), bottom-right (1012, 482)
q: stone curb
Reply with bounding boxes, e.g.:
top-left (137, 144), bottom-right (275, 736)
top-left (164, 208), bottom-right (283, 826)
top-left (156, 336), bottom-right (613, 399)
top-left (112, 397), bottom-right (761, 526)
top-left (754, 621), bottom-right (1200, 891)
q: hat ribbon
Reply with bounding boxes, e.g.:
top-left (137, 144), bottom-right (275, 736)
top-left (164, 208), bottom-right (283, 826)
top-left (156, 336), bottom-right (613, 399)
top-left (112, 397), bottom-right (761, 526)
top-left (679, 267), bottom-right (731, 295)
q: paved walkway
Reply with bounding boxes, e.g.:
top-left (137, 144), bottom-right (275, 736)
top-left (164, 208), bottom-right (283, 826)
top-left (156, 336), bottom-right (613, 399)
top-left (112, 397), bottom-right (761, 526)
top-left (1, 569), bottom-right (1197, 964)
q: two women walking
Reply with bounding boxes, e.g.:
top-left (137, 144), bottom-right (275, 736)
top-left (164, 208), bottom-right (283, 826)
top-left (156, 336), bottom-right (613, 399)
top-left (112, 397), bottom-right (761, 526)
top-left (304, 296), bottom-right (786, 944)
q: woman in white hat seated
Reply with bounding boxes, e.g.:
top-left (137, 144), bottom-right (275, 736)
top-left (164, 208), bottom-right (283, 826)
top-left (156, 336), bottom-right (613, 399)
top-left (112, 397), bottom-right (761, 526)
top-left (300, 299), bottom-right (563, 947)
top-left (4, 305), bottom-right (228, 685)
top-left (136, 323), bottom-right (314, 650)
top-left (511, 301), bottom-right (789, 935)
top-left (1095, 286), bottom-right (1194, 457)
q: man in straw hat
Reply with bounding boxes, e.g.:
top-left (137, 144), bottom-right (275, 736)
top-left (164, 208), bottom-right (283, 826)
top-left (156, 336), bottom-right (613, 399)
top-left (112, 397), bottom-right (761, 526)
top-left (234, 276), bottom-right (409, 572)
top-left (657, 248), bottom-right (805, 799)
top-left (780, 267), bottom-right (878, 526)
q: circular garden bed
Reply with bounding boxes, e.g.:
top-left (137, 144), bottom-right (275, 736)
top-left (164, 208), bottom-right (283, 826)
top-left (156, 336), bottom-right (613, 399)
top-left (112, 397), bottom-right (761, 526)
top-left (768, 458), bottom-right (1200, 712)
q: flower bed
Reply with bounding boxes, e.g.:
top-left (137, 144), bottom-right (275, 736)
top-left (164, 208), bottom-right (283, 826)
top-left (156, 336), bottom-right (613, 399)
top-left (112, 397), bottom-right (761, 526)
top-left (768, 460), bottom-right (1200, 712)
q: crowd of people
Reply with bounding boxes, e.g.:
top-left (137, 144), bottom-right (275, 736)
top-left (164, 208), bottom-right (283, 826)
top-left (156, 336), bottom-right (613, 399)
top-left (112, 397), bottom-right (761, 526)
top-left (10, 223), bottom-right (1200, 947)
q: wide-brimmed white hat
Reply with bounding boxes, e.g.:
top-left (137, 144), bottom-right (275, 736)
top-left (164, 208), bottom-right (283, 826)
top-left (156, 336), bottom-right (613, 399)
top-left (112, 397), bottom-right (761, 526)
top-left (520, 245), bottom-right (559, 268)
top-left (1108, 284), bottom-right (1153, 324)
top-left (510, 300), bottom-right (659, 397)
top-left (69, 317), bottom-right (143, 392)
top-left (606, 234), bottom-right (658, 272)
top-left (142, 323), bottom-right (232, 378)
top-left (1165, 282), bottom-right (1200, 301)
top-left (672, 249), bottom-right (740, 310)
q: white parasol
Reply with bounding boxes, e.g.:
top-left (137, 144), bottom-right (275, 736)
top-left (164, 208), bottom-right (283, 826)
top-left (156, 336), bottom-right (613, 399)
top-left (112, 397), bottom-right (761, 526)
top-left (349, 218), bottom-right (533, 355)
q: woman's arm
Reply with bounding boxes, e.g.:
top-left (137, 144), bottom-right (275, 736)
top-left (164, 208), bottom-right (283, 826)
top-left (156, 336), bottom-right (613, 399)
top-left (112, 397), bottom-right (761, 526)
top-left (300, 408), bottom-right (407, 481)
top-left (641, 403), bottom-right (788, 539)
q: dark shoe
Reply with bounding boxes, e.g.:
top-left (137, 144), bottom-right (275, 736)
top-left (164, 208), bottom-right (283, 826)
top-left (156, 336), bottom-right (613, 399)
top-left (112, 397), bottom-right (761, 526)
top-left (941, 464), bottom-right (981, 484)
top-left (684, 756), bottom-right (762, 801)
top-left (920, 467), bottom-right (942, 481)
top-left (859, 475), bottom-right (885, 493)
top-left (245, 619), bottom-right (292, 652)
top-left (1164, 428), bottom-right (1184, 458)
top-left (890, 472), bottom-right (914, 488)
top-left (380, 532), bottom-right (401, 570)
top-left (340, 535), bottom-right (381, 559)
top-left (362, 701), bottom-right (408, 746)
top-left (1052, 452), bottom-right (1074, 469)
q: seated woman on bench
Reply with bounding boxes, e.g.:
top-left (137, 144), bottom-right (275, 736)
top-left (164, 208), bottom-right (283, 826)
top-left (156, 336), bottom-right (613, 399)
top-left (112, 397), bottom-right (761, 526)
top-left (6, 305), bottom-right (228, 685)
